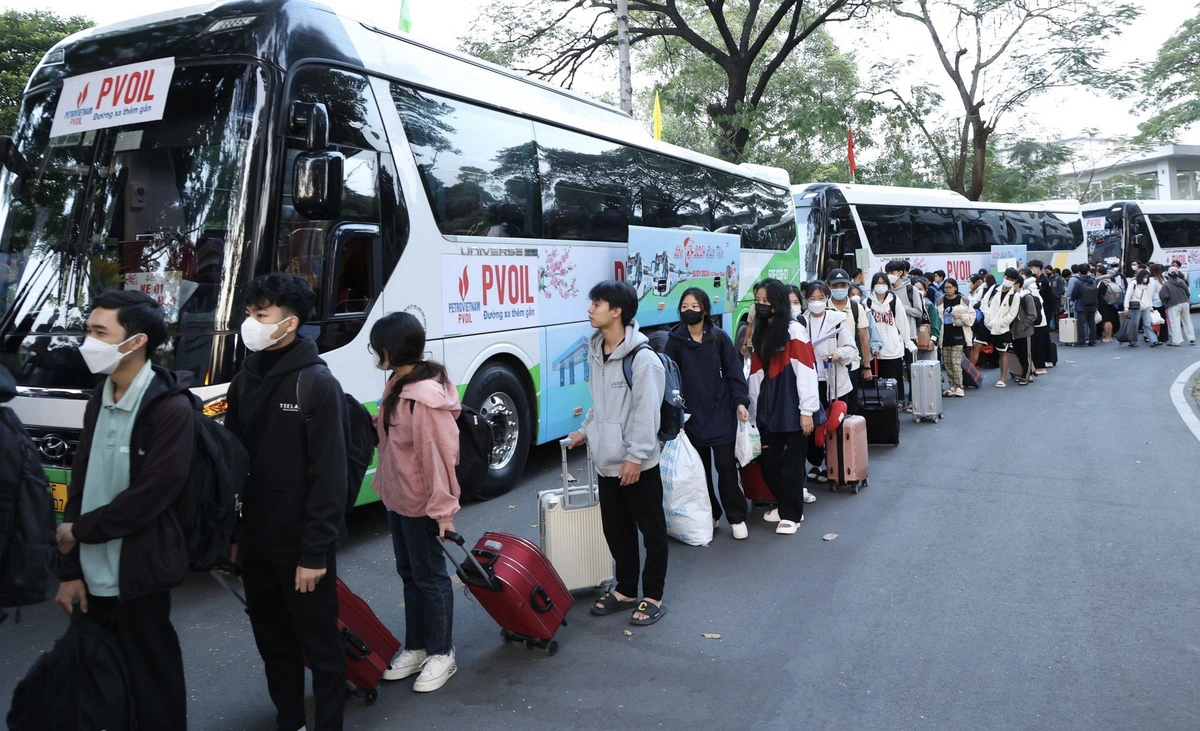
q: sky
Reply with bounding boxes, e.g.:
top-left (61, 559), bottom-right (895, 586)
top-left (4, 0), bottom-right (1191, 147)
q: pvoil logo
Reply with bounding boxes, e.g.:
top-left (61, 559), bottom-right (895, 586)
top-left (458, 266), bottom-right (469, 301)
top-left (76, 83), bottom-right (88, 108)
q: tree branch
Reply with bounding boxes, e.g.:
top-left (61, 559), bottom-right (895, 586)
top-left (870, 87), bottom-right (954, 183)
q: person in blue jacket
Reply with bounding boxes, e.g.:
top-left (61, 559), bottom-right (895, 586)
top-left (664, 288), bottom-right (752, 540)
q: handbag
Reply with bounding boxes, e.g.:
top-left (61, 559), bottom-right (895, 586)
top-left (1128, 300), bottom-right (1141, 311)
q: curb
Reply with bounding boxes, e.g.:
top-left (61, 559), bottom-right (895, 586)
top-left (1170, 359), bottom-right (1200, 445)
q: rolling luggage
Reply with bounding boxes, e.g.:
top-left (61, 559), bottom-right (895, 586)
top-left (211, 572), bottom-right (400, 705)
top-left (825, 414), bottom-right (868, 493)
top-left (1045, 340), bottom-right (1058, 366)
top-left (857, 366), bottom-right (899, 446)
top-left (738, 459), bottom-right (776, 507)
top-left (1059, 315), bottom-right (1080, 346)
top-left (961, 354), bottom-right (983, 389)
top-left (537, 440), bottom-right (613, 592)
top-left (909, 360), bottom-right (942, 423)
top-left (441, 531), bottom-right (572, 655)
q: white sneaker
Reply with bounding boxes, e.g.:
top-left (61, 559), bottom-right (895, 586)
top-left (803, 488), bottom-right (816, 504)
top-left (412, 650), bottom-right (456, 692)
top-left (731, 522), bottom-right (748, 540)
top-left (775, 520), bottom-right (800, 535)
top-left (763, 508), bottom-right (780, 523)
top-left (713, 518), bottom-right (720, 530)
top-left (382, 648), bottom-right (426, 681)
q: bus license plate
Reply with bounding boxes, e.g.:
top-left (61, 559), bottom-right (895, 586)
top-left (51, 482), bottom-right (68, 513)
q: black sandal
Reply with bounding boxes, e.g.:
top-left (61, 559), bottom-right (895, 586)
top-left (590, 592), bottom-right (637, 616)
top-left (629, 600), bottom-right (667, 626)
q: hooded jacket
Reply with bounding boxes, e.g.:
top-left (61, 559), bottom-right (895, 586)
top-left (1023, 278), bottom-right (1048, 328)
top-left (1125, 279), bottom-right (1155, 312)
top-left (985, 283), bottom-right (1021, 336)
top-left (579, 321), bottom-right (665, 476)
top-left (800, 309), bottom-right (857, 399)
top-left (57, 366), bottom-right (194, 600)
top-left (1066, 274), bottom-right (1097, 313)
top-left (1161, 274), bottom-right (1190, 308)
top-left (748, 320), bottom-right (821, 433)
top-left (373, 376), bottom-right (462, 521)
top-left (225, 337), bottom-right (347, 570)
top-left (664, 322), bottom-right (749, 448)
top-left (867, 292), bottom-right (913, 360)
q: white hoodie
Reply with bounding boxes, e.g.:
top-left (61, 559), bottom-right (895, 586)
top-left (868, 292), bottom-right (914, 360)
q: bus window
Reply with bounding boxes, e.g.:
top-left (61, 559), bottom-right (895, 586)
top-left (535, 123), bottom-right (632, 242)
top-left (391, 84), bottom-right (537, 238)
top-left (958, 209), bottom-right (1006, 251)
top-left (910, 208), bottom-right (959, 253)
top-left (329, 225), bottom-right (381, 315)
top-left (1005, 210), bottom-right (1042, 248)
top-left (1148, 214), bottom-right (1200, 250)
top-left (709, 171), bottom-right (756, 237)
top-left (857, 205), bottom-right (912, 256)
top-left (637, 151), bottom-right (709, 230)
top-left (1040, 212), bottom-right (1080, 251)
top-left (287, 67), bottom-right (388, 153)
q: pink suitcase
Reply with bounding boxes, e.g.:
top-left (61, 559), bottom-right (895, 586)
top-left (825, 414), bottom-right (868, 493)
top-left (442, 531), bottom-right (573, 656)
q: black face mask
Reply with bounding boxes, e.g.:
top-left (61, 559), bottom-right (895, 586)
top-left (680, 310), bottom-right (705, 326)
top-left (754, 303), bottom-right (773, 319)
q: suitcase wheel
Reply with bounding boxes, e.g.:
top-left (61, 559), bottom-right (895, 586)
top-left (501, 628), bottom-right (514, 643)
top-left (364, 688), bottom-right (378, 706)
top-left (545, 640), bottom-right (559, 657)
top-left (852, 484), bottom-right (860, 495)
top-left (828, 484), bottom-right (837, 492)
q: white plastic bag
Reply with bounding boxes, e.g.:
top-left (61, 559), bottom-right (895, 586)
top-left (734, 420), bottom-right (761, 466)
top-left (1150, 309), bottom-right (1164, 326)
top-left (658, 432), bottom-right (713, 546)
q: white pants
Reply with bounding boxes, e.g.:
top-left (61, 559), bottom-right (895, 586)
top-left (1167, 302), bottom-right (1195, 344)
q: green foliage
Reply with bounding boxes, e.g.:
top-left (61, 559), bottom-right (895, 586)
top-left (0, 10), bottom-right (93, 134)
top-left (980, 138), bottom-right (1073, 202)
top-left (1136, 5), bottom-right (1200, 142)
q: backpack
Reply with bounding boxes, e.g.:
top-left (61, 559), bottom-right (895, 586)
top-left (1013, 292), bottom-right (1038, 334)
top-left (0, 407), bottom-right (56, 614)
top-left (178, 393), bottom-right (248, 572)
top-left (402, 393), bottom-right (495, 500)
top-left (297, 364), bottom-right (379, 514)
top-left (622, 343), bottom-right (684, 442)
top-left (1080, 278), bottom-right (1099, 307)
top-left (1102, 278), bottom-right (1124, 306)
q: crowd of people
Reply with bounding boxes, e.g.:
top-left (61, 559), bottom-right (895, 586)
top-left (7, 258), bottom-right (1196, 729)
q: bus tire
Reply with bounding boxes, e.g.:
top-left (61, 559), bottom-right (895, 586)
top-left (462, 363), bottom-right (532, 501)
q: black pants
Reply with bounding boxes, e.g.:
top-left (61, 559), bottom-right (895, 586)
top-left (1009, 335), bottom-right (1033, 381)
top-left (598, 465), bottom-right (668, 601)
top-left (845, 369), bottom-right (862, 415)
top-left (875, 356), bottom-right (905, 405)
top-left (694, 441), bottom-right (747, 525)
top-left (244, 556), bottom-right (345, 731)
top-left (1031, 326), bottom-right (1050, 368)
top-left (807, 380), bottom-right (831, 469)
top-left (759, 428), bottom-right (807, 523)
top-left (87, 591), bottom-right (186, 730)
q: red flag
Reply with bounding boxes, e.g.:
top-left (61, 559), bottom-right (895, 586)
top-left (847, 127), bottom-right (857, 176)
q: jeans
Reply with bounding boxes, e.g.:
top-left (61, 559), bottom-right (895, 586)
top-left (1077, 309), bottom-right (1097, 345)
top-left (244, 555), bottom-right (344, 731)
top-left (759, 428), bottom-right (807, 523)
top-left (388, 511), bottom-right (454, 656)
top-left (1134, 308), bottom-right (1158, 344)
top-left (598, 465), bottom-right (668, 601)
top-left (694, 441), bottom-right (747, 525)
top-left (1167, 302), bottom-right (1195, 344)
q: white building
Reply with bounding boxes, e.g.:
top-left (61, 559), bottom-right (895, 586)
top-left (1058, 142), bottom-right (1200, 202)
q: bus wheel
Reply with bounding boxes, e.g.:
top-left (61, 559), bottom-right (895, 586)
top-left (463, 363), bottom-right (532, 501)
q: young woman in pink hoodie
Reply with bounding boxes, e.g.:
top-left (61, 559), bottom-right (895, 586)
top-left (370, 312), bottom-right (463, 694)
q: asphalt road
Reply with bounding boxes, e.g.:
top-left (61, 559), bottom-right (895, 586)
top-left (4, 325), bottom-right (1200, 730)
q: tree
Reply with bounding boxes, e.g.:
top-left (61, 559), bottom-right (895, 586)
top-left (0, 10), bottom-right (93, 134)
top-left (875, 0), bottom-right (1138, 200)
top-left (1136, 5), bottom-right (1200, 142)
top-left (464, 0), bottom-right (872, 163)
top-left (980, 137), bottom-right (1071, 202)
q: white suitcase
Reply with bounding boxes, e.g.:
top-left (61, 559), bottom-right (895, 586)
top-left (537, 440), bottom-right (613, 592)
top-left (1059, 316), bottom-right (1080, 346)
top-left (910, 359), bottom-right (943, 423)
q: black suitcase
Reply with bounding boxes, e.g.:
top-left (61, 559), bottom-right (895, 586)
top-left (857, 377), bottom-right (899, 446)
top-left (1045, 340), bottom-right (1058, 366)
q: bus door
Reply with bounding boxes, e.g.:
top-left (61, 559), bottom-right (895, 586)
top-left (1124, 202), bottom-right (1151, 269)
top-left (823, 186), bottom-right (858, 275)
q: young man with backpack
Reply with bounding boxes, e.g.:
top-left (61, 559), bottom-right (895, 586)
top-left (1066, 264), bottom-right (1099, 346)
top-left (224, 273), bottom-right (349, 731)
top-left (567, 280), bottom-right (669, 626)
top-left (827, 268), bottom-right (875, 413)
top-left (53, 290), bottom-right (193, 729)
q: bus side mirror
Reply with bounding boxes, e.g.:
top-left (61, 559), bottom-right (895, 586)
top-left (293, 151), bottom-right (344, 220)
top-left (830, 217), bottom-right (840, 233)
top-left (288, 102), bottom-right (330, 151)
top-left (829, 232), bottom-right (844, 259)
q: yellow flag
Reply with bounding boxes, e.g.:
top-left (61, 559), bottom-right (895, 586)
top-left (653, 91), bottom-right (663, 141)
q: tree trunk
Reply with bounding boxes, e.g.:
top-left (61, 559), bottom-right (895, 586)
top-left (966, 121), bottom-right (991, 201)
top-left (616, 0), bottom-right (632, 114)
top-left (709, 67), bottom-right (750, 162)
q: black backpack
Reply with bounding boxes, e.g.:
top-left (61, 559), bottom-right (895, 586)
top-left (178, 393), bottom-right (248, 572)
top-left (0, 407), bottom-right (56, 615)
top-left (622, 343), bottom-right (685, 442)
top-left (297, 364), bottom-right (379, 514)
top-left (1080, 278), bottom-right (1099, 307)
top-left (403, 397), bottom-right (495, 500)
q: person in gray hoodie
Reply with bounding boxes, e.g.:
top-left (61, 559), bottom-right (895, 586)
top-left (567, 281), bottom-right (668, 626)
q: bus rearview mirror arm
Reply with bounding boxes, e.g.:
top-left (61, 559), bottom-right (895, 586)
top-left (287, 102), bottom-right (330, 151)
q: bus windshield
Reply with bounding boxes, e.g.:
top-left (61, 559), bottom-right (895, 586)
top-left (0, 63), bottom-right (268, 389)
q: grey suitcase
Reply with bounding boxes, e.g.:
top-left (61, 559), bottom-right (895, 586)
top-left (1059, 316), bottom-right (1080, 346)
top-left (909, 359), bottom-right (943, 423)
top-left (537, 439), bottom-right (613, 592)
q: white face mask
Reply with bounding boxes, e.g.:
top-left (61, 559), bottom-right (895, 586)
top-left (874, 284), bottom-right (889, 296)
top-left (790, 304), bottom-right (804, 319)
top-left (807, 300), bottom-right (827, 315)
top-left (887, 273), bottom-right (899, 284)
top-left (241, 316), bottom-right (294, 352)
top-left (78, 335), bottom-right (137, 375)
top-left (1001, 280), bottom-right (1014, 289)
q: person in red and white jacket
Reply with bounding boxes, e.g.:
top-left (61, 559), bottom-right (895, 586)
top-left (747, 278), bottom-right (820, 536)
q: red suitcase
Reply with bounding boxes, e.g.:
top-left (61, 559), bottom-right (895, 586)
top-left (333, 578), bottom-right (402, 704)
top-left (739, 459), bottom-right (776, 507)
top-left (442, 531), bottom-right (572, 656)
top-left (825, 414), bottom-right (868, 494)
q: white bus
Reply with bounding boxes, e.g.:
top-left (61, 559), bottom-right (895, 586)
top-left (793, 183), bottom-right (1086, 282)
top-left (0, 0), bottom-right (798, 505)
top-left (1082, 200), bottom-right (1200, 305)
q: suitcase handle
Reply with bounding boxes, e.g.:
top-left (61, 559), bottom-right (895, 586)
top-left (558, 439), bottom-right (598, 510)
top-left (342, 626), bottom-right (371, 662)
top-left (529, 585), bottom-right (554, 614)
top-left (440, 531), bottom-right (501, 593)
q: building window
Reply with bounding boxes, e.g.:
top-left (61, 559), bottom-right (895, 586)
top-left (1176, 170), bottom-right (1199, 200)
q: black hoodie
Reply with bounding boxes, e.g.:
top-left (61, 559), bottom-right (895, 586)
top-left (664, 322), bottom-right (750, 448)
top-left (225, 337), bottom-right (347, 569)
top-left (57, 366), bottom-right (195, 600)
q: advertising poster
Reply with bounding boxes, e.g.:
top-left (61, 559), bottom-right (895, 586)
top-left (1190, 270), bottom-right (1200, 305)
top-left (124, 270), bottom-right (195, 320)
top-left (50, 57), bottom-right (176, 137)
top-left (537, 245), bottom-right (625, 327)
top-left (541, 323), bottom-right (595, 440)
top-left (626, 226), bottom-right (739, 328)
top-left (442, 253), bottom-right (540, 336)
top-left (990, 245), bottom-right (1027, 275)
